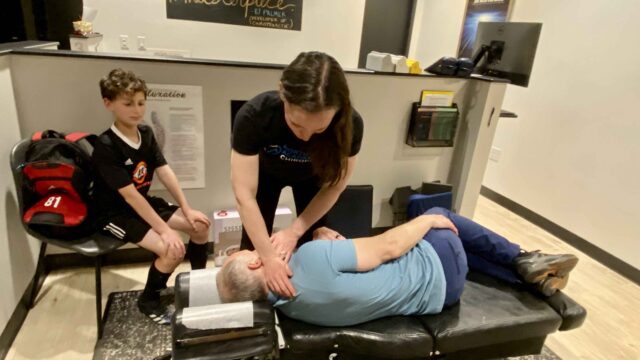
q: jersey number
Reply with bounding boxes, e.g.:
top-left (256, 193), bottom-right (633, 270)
top-left (44, 196), bottom-right (62, 208)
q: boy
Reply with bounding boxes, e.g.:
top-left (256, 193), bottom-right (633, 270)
top-left (93, 69), bottom-right (211, 324)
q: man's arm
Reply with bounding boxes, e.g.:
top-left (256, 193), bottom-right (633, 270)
top-left (352, 214), bottom-right (458, 272)
top-left (312, 226), bottom-right (346, 241)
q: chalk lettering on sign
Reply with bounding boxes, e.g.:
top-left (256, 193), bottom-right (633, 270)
top-left (179, 0), bottom-right (296, 19)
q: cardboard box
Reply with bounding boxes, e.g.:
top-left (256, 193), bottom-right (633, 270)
top-left (211, 207), bottom-right (293, 256)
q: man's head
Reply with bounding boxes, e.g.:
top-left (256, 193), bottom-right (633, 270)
top-left (216, 250), bottom-right (268, 303)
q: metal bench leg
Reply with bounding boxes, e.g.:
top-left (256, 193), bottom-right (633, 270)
top-left (95, 255), bottom-right (104, 339)
top-left (28, 242), bottom-right (47, 308)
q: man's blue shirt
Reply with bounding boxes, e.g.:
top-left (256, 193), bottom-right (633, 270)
top-left (269, 239), bottom-right (446, 326)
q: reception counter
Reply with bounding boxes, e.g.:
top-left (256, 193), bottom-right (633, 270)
top-left (2, 48), bottom-right (508, 228)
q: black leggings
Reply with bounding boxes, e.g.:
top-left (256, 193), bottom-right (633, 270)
top-left (240, 171), bottom-right (327, 250)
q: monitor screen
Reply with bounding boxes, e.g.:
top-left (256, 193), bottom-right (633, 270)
top-left (473, 22), bottom-right (542, 87)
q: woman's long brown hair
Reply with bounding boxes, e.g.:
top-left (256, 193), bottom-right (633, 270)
top-left (280, 51), bottom-right (353, 186)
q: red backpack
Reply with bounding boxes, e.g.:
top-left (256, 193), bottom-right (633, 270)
top-left (20, 130), bottom-right (97, 239)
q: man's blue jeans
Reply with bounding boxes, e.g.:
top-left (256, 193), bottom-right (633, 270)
top-left (421, 207), bottom-right (522, 306)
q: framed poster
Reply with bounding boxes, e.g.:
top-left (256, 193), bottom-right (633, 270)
top-left (457, 0), bottom-right (513, 58)
top-left (145, 84), bottom-right (205, 189)
top-left (167, 0), bottom-right (303, 31)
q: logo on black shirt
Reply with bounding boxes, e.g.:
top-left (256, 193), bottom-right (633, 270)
top-left (265, 145), bottom-right (310, 163)
top-left (133, 161), bottom-right (148, 184)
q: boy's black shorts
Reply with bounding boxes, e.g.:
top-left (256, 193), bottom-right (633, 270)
top-left (100, 196), bottom-right (179, 243)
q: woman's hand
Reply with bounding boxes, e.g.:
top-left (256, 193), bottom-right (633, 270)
top-left (262, 255), bottom-right (296, 298)
top-left (270, 227), bottom-right (300, 263)
top-left (312, 226), bottom-right (346, 241)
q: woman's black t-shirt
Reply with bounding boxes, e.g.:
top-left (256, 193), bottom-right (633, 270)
top-left (232, 91), bottom-right (364, 182)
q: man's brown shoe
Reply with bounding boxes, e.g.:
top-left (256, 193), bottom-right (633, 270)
top-left (537, 275), bottom-right (570, 296)
top-left (514, 251), bottom-right (578, 284)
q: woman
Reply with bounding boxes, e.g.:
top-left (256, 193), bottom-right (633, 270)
top-left (230, 51), bottom-right (364, 298)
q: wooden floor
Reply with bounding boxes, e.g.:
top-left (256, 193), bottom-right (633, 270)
top-left (6, 196), bottom-right (640, 359)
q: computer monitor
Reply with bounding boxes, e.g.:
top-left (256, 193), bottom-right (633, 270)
top-left (472, 22), bottom-right (542, 87)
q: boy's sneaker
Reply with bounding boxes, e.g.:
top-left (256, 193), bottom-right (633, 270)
top-left (514, 251), bottom-right (578, 284)
top-left (137, 297), bottom-right (175, 325)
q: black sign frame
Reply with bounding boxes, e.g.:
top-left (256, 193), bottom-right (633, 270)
top-left (167, 0), bottom-right (303, 31)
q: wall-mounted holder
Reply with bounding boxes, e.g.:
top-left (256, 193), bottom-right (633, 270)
top-left (406, 102), bottom-right (459, 147)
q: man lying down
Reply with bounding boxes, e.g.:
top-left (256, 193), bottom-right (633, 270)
top-left (216, 207), bottom-right (578, 327)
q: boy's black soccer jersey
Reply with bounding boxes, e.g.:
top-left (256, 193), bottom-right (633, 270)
top-left (92, 124), bottom-right (167, 216)
top-left (232, 91), bottom-right (364, 182)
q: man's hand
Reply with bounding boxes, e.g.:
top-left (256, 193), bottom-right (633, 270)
top-left (270, 227), bottom-right (300, 263)
top-left (262, 255), bottom-right (296, 298)
top-left (312, 226), bottom-right (346, 241)
top-left (183, 208), bottom-right (211, 231)
top-left (160, 229), bottom-right (185, 260)
top-left (424, 214), bottom-right (459, 235)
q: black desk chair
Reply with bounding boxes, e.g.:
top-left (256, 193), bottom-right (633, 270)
top-left (10, 138), bottom-right (125, 339)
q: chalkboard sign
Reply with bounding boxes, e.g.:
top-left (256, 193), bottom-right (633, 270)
top-left (167, 0), bottom-right (303, 31)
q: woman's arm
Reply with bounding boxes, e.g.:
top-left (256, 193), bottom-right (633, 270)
top-left (230, 150), bottom-right (296, 297)
top-left (272, 156), bottom-right (358, 254)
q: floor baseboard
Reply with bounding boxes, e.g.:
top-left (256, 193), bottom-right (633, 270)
top-left (481, 186), bottom-right (639, 286)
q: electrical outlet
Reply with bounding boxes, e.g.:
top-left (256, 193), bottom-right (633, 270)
top-left (119, 35), bottom-right (129, 50)
top-left (137, 35), bottom-right (146, 51)
top-left (489, 146), bottom-right (502, 162)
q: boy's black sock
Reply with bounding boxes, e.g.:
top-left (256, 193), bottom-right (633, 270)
top-left (187, 240), bottom-right (209, 270)
top-left (140, 262), bottom-right (172, 302)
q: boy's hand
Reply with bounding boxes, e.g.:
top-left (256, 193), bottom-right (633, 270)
top-left (183, 208), bottom-right (211, 231)
top-left (160, 229), bottom-right (185, 260)
top-left (312, 226), bottom-right (346, 241)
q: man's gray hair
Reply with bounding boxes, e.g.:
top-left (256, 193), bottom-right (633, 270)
top-left (217, 256), bottom-right (267, 303)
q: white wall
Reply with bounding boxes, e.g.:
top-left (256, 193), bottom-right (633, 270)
top-left (0, 55), bottom-right (39, 333)
top-left (408, 0), bottom-right (466, 68)
top-left (411, 0), bottom-right (640, 269)
top-left (10, 53), bottom-right (504, 232)
top-left (483, 0), bottom-right (640, 268)
top-left (84, 0), bottom-right (366, 68)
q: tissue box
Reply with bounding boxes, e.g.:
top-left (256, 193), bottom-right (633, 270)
top-left (211, 207), bottom-right (293, 254)
top-left (390, 55), bottom-right (409, 73)
top-left (366, 51), bottom-right (395, 72)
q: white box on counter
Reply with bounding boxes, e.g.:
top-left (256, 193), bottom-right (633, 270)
top-left (211, 207), bottom-right (293, 258)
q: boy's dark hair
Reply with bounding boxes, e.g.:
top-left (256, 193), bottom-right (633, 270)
top-left (99, 68), bottom-right (148, 100)
top-left (280, 51), bottom-right (353, 186)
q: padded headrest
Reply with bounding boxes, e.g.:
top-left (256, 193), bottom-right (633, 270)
top-left (181, 301), bottom-right (255, 330)
top-left (188, 268), bottom-right (222, 307)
